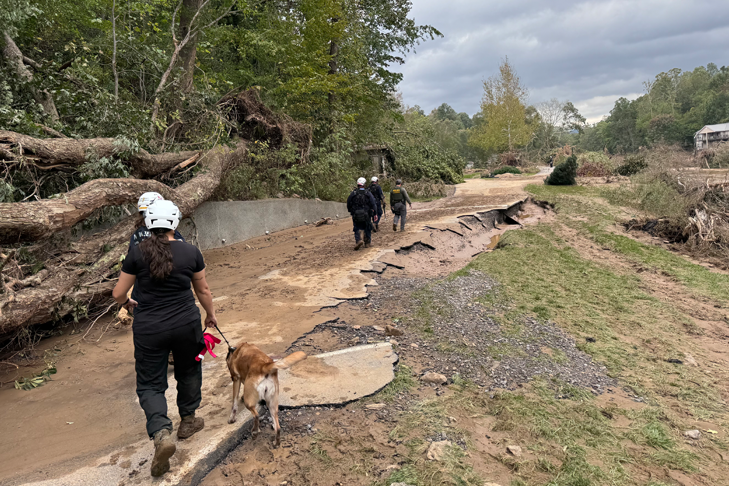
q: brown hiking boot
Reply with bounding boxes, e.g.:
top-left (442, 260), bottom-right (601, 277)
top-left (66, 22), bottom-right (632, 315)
top-left (151, 429), bottom-right (176, 477)
top-left (354, 240), bottom-right (364, 250)
top-left (392, 224), bottom-right (397, 231)
top-left (177, 414), bottom-right (204, 440)
top-left (364, 242), bottom-right (371, 248)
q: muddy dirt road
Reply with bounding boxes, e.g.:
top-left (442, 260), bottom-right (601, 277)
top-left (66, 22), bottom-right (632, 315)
top-left (0, 174), bottom-right (544, 485)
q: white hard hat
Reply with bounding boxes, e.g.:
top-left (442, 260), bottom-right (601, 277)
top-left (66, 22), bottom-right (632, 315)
top-left (371, 176), bottom-right (378, 182)
top-left (357, 177), bottom-right (366, 186)
top-left (137, 192), bottom-right (164, 213)
top-left (145, 200), bottom-right (180, 231)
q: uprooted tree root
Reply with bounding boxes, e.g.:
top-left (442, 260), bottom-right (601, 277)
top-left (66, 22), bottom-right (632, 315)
top-left (626, 183), bottom-right (729, 265)
top-left (219, 89), bottom-right (312, 159)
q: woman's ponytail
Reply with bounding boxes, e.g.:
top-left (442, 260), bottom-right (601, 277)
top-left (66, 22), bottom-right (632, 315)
top-left (139, 228), bottom-right (174, 280)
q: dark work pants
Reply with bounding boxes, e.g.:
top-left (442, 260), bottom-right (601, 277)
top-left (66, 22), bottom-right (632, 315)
top-left (133, 322), bottom-right (203, 438)
top-left (393, 205), bottom-right (407, 230)
top-left (373, 202), bottom-right (383, 225)
top-left (352, 217), bottom-right (372, 243)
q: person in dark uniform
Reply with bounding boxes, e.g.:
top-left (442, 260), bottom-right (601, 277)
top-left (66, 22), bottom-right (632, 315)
top-left (346, 177), bottom-right (378, 250)
top-left (389, 179), bottom-right (412, 232)
top-left (112, 200), bottom-right (218, 478)
top-left (368, 176), bottom-right (385, 232)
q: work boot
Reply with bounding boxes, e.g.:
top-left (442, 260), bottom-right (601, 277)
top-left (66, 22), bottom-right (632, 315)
top-left (151, 429), bottom-right (176, 477)
top-left (375, 223), bottom-right (379, 232)
top-left (372, 224), bottom-right (378, 233)
top-left (354, 240), bottom-right (364, 250)
top-left (364, 237), bottom-right (371, 249)
top-left (177, 414), bottom-right (205, 440)
top-left (392, 224), bottom-right (397, 232)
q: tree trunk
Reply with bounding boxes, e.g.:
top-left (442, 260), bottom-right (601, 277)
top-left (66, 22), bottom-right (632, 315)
top-left (2, 32), bottom-right (59, 122)
top-left (0, 130), bottom-right (198, 177)
top-left (0, 141), bottom-right (247, 335)
top-left (178, 0), bottom-right (203, 95)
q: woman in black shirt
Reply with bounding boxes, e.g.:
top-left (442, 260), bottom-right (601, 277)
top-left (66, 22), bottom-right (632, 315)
top-left (112, 200), bottom-right (218, 477)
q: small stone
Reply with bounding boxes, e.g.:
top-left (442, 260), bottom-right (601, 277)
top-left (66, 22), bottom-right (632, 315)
top-left (410, 343), bottom-right (419, 348)
top-left (385, 325), bottom-right (404, 336)
top-left (352, 325), bottom-right (361, 330)
top-left (684, 353), bottom-right (698, 367)
top-left (372, 325), bottom-right (385, 332)
top-left (484, 483), bottom-right (503, 486)
top-left (507, 445), bottom-right (522, 457)
top-left (685, 430), bottom-right (701, 440)
top-left (426, 440), bottom-right (451, 461)
top-left (389, 339), bottom-right (399, 346)
top-left (386, 465), bottom-right (401, 471)
top-left (365, 403), bottom-right (386, 410)
top-left (390, 483), bottom-right (414, 486)
top-left (421, 372), bottom-right (448, 385)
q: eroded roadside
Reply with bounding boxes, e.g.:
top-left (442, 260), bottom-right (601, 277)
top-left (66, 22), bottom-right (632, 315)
top-left (201, 183), bottom-right (729, 486)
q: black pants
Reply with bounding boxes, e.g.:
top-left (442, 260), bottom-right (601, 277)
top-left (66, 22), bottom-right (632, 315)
top-left (352, 217), bottom-right (372, 242)
top-left (133, 322), bottom-right (203, 438)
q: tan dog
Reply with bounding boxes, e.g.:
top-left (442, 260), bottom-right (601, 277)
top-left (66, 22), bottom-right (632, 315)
top-left (226, 343), bottom-right (306, 446)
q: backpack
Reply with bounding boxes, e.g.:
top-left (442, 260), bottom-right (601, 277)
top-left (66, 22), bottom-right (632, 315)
top-left (368, 184), bottom-right (380, 201)
top-left (352, 190), bottom-right (369, 223)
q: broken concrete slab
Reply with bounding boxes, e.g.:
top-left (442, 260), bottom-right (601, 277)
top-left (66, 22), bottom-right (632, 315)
top-left (22, 343), bottom-right (398, 486)
top-left (279, 342), bottom-right (398, 407)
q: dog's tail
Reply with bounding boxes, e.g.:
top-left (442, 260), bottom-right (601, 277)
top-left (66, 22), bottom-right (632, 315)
top-left (265, 351), bottom-right (307, 372)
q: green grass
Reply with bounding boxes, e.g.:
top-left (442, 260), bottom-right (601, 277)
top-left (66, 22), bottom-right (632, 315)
top-left (375, 364), bottom-right (417, 403)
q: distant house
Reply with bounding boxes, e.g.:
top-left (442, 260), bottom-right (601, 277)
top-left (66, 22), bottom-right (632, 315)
top-left (694, 123), bottom-right (729, 150)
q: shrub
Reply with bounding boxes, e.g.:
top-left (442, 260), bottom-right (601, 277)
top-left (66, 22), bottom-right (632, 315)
top-left (545, 155), bottom-right (578, 185)
top-left (577, 161), bottom-right (611, 177)
top-left (492, 166), bottom-right (522, 176)
top-left (616, 154), bottom-right (648, 176)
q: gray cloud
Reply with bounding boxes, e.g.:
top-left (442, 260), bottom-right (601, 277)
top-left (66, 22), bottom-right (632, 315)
top-left (395, 0), bottom-right (729, 122)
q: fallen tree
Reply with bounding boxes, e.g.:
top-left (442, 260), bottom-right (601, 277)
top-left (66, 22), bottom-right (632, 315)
top-left (0, 141), bottom-right (247, 334)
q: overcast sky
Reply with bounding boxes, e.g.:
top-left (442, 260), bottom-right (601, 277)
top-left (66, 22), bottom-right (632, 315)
top-left (395, 0), bottom-right (729, 123)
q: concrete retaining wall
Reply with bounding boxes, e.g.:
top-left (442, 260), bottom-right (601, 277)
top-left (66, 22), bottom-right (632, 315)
top-left (178, 198), bottom-right (348, 250)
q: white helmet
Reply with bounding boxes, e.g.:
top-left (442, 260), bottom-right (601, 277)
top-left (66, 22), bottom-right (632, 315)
top-left (137, 192), bottom-right (164, 213)
top-left (357, 177), bottom-right (366, 186)
top-left (371, 176), bottom-right (378, 183)
top-left (145, 200), bottom-right (180, 231)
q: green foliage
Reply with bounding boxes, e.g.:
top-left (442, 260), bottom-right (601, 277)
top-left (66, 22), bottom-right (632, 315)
top-left (616, 154), bottom-right (648, 176)
top-left (14, 362), bottom-right (56, 391)
top-left (491, 166), bottom-right (521, 176)
top-left (386, 109), bottom-right (465, 184)
top-left (545, 155), bottom-right (577, 185)
top-left (470, 57), bottom-right (535, 153)
top-left (576, 63), bottom-right (729, 153)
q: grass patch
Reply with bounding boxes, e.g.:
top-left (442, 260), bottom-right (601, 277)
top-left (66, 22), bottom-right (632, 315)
top-left (375, 365), bottom-right (417, 403)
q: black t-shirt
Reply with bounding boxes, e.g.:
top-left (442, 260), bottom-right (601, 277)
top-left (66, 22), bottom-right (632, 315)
top-left (122, 241), bottom-right (206, 335)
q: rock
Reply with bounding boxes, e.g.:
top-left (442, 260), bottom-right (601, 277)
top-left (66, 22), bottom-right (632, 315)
top-left (390, 483), bottom-right (414, 486)
top-left (684, 430), bottom-right (701, 440)
top-left (352, 325), bottom-right (361, 330)
top-left (426, 440), bottom-right (451, 461)
top-left (410, 343), bottom-right (419, 348)
top-left (365, 403), bottom-right (386, 410)
top-left (684, 353), bottom-right (698, 367)
top-left (484, 483), bottom-right (503, 486)
top-left (385, 325), bottom-right (404, 336)
top-left (506, 445), bottom-right (522, 457)
top-left (421, 372), bottom-right (448, 385)
top-left (389, 339), bottom-right (399, 346)
top-left (385, 465), bottom-right (401, 471)
top-left (372, 325), bottom-right (385, 332)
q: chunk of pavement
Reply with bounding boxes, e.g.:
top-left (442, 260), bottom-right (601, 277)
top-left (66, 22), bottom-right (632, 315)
top-left (426, 440), bottom-right (451, 461)
top-left (421, 372), bottom-right (448, 385)
top-left (385, 325), bottom-right (404, 336)
top-left (365, 403), bottom-right (386, 410)
top-left (684, 430), bottom-right (701, 440)
top-left (684, 353), bottom-right (698, 367)
top-left (507, 445), bottom-right (522, 457)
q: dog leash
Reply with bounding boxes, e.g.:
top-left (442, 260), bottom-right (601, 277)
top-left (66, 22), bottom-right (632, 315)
top-left (214, 324), bottom-right (235, 350)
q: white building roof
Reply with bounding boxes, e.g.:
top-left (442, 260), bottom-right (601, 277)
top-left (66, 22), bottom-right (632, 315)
top-left (695, 123), bottom-right (729, 137)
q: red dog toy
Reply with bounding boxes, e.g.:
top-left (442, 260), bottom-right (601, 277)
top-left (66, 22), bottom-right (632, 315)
top-left (196, 333), bottom-right (221, 361)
